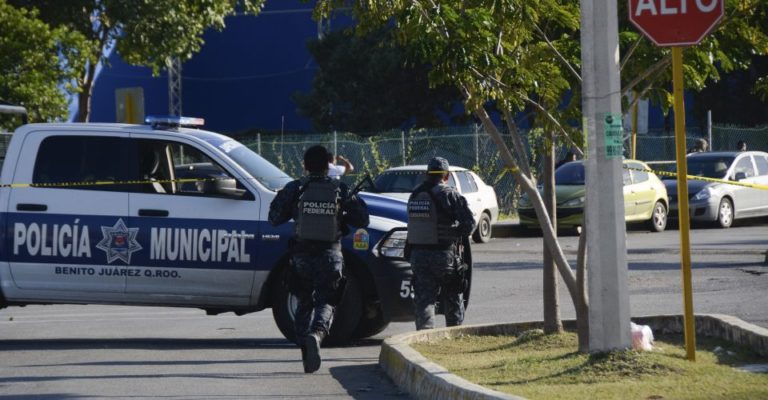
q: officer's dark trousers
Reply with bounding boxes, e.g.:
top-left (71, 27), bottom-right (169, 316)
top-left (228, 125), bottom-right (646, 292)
top-left (291, 248), bottom-right (344, 341)
top-left (410, 248), bottom-right (464, 330)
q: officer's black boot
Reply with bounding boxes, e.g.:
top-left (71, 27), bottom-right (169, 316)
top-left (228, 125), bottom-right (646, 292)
top-left (303, 332), bottom-right (322, 373)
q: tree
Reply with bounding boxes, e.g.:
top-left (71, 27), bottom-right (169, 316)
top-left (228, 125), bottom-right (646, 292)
top-left (8, 0), bottom-right (266, 122)
top-left (294, 28), bottom-right (467, 133)
top-left (691, 55), bottom-right (768, 126)
top-left (0, 0), bottom-right (87, 130)
top-left (314, 0), bottom-right (768, 352)
top-left (617, 0), bottom-right (768, 117)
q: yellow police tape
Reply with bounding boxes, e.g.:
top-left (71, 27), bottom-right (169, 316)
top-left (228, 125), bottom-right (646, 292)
top-left (623, 165), bottom-right (768, 191)
top-left (0, 177), bottom-right (222, 189)
top-left (3, 165), bottom-right (762, 191)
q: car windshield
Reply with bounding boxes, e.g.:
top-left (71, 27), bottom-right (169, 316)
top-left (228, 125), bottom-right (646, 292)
top-left (555, 162), bottom-right (585, 185)
top-left (204, 138), bottom-right (292, 191)
top-left (661, 156), bottom-right (735, 179)
top-left (373, 171), bottom-right (426, 192)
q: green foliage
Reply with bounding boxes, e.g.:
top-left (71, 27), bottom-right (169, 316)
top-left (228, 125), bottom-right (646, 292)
top-left (314, 0), bottom-right (583, 156)
top-left (618, 0), bottom-right (768, 114)
top-left (756, 75), bottom-right (768, 101)
top-left (8, 0), bottom-right (265, 121)
top-left (294, 28), bottom-right (467, 133)
top-left (0, 0), bottom-right (87, 129)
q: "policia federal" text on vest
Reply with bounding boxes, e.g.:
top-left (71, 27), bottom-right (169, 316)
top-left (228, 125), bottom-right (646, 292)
top-left (295, 179), bottom-right (341, 242)
top-left (407, 184), bottom-right (459, 246)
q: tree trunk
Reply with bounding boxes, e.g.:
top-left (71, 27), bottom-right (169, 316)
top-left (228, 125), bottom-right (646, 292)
top-left (76, 60), bottom-right (98, 123)
top-left (474, 106), bottom-right (590, 350)
top-left (543, 131), bottom-right (561, 334)
top-left (576, 226), bottom-right (590, 351)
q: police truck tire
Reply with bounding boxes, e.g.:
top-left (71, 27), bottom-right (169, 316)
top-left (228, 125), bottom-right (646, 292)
top-left (352, 305), bottom-right (390, 339)
top-left (270, 273), bottom-right (363, 346)
top-left (472, 213), bottom-right (492, 243)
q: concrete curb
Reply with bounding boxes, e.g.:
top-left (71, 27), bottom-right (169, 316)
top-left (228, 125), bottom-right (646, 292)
top-left (379, 314), bottom-right (768, 400)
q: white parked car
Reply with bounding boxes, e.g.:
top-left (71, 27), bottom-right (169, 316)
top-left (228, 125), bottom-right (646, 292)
top-left (369, 165), bottom-right (499, 243)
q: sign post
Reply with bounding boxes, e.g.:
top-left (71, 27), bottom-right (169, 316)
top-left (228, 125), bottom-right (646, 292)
top-left (581, 0), bottom-right (631, 352)
top-left (628, 0), bottom-right (724, 361)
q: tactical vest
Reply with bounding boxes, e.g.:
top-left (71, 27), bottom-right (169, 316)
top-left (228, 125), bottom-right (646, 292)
top-left (407, 185), bottom-right (459, 246)
top-left (295, 179), bottom-right (341, 242)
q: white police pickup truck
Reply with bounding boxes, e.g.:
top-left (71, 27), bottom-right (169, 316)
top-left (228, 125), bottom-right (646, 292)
top-left (0, 117), bottom-right (466, 345)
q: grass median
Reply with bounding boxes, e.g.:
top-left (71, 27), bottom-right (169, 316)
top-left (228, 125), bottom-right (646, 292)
top-left (411, 329), bottom-right (768, 399)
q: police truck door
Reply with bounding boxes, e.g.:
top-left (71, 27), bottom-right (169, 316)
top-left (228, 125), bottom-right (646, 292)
top-left (125, 137), bottom-right (259, 305)
top-left (6, 131), bottom-right (131, 296)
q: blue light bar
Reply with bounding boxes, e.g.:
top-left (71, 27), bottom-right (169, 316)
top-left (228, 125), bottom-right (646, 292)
top-left (144, 115), bottom-right (205, 129)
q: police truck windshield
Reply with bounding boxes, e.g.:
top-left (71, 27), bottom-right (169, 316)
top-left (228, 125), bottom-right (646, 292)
top-left (204, 137), bottom-right (292, 191)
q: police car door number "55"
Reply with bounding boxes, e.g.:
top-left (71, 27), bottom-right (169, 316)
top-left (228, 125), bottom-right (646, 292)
top-left (399, 279), bottom-right (413, 298)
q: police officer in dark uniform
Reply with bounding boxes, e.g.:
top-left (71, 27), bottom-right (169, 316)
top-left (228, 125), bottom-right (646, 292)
top-left (268, 145), bottom-right (369, 373)
top-left (407, 157), bottom-right (476, 330)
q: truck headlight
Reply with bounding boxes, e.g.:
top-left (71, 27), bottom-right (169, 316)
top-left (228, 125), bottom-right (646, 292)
top-left (378, 229), bottom-right (407, 259)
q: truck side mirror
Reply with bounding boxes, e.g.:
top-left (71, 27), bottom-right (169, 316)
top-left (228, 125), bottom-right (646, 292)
top-left (201, 177), bottom-right (249, 199)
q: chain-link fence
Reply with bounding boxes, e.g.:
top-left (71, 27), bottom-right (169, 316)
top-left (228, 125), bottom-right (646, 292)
top-left (633, 126), bottom-right (768, 161)
top-left (244, 124), bottom-right (768, 216)
top-left (0, 123), bottom-right (763, 216)
top-left (242, 126), bottom-right (526, 215)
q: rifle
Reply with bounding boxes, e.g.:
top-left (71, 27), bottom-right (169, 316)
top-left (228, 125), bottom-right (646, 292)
top-left (450, 237), bottom-right (471, 293)
top-left (349, 173), bottom-right (377, 196)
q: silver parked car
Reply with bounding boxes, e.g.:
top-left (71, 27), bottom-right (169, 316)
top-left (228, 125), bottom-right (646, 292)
top-left (370, 165), bottom-right (499, 243)
top-left (663, 151), bottom-right (768, 228)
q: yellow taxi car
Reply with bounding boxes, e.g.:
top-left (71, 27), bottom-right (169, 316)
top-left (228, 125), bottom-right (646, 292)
top-left (518, 159), bottom-right (669, 232)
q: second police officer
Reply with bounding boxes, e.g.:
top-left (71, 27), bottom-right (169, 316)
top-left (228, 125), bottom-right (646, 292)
top-left (407, 157), bottom-right (476, 330)
top-left (268, 145), bottom-right (369, 373)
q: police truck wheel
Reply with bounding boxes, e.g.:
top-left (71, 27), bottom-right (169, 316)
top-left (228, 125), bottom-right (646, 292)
top-left (270, 272), bottom-right (363, 346)
top-left (324, 274), bottom-right (363, 346)
top-left (352, 304), bottom-right (390, 339)
top-left (472, 213), bottom-right (492, 243)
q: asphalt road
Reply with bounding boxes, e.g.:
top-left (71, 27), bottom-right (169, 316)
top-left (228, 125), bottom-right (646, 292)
top-left (0, 223), bottom-right (766, 399)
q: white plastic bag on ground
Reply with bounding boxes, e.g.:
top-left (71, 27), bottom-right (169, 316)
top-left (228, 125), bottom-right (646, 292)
top-left (631, 322), bottom-right (654, 351)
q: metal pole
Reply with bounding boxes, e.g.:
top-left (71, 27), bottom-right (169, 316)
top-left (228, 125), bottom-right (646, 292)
top-left (401, 131), bottom-right (406, 166)
top-left (632, 91), bottom-right (639, 160)
top-left (580, 0), bottom-right (631, 351)
top-left (334, 131), bottom-right (338, 159)
top-left (280, 116), bottom-right (284, 160)
top-left (257, 133), bottom-right (262, 154)
top-left (474, 124), bottom-right (480, 168)
top-left (707, 110), bottom-right (713, 151)
top-left (672, 47), bottom-right (697, 362)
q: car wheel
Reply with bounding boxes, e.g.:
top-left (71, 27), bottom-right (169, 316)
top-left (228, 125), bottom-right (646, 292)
top-left (472, 212), bottom-right (492, 243)
top-left (271, 269), bottom-right (363, 346)
top-left (716, 198), bottom-right (733, 228)
top-left (648, 201), bottom-right (668, 232)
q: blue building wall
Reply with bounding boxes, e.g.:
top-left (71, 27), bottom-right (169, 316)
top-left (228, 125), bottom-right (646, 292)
top-left (88, 1), bottom-right (697, 135)
top-left (90, 1), bottom-right (328, 134)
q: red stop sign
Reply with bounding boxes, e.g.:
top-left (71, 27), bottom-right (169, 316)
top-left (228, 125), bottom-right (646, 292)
top-left (628, 0), bottom-right (724, 46)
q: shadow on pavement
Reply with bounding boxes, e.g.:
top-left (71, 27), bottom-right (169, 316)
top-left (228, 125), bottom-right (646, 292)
top-left (0, 337), bottom-right (293, 351)
top-left (330, 363), bottom-right (410, 399)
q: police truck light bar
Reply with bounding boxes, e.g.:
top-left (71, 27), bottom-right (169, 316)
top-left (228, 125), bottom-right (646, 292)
top-left (145, 116), bottom-right (205, 129)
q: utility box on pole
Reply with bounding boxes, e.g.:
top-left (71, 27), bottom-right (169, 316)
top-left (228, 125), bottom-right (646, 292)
top-left (580, 0), bottom-right (631, 351)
